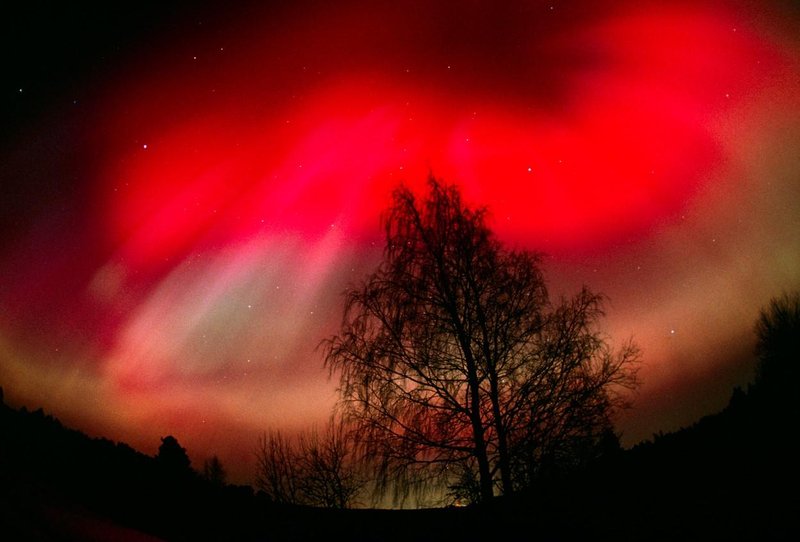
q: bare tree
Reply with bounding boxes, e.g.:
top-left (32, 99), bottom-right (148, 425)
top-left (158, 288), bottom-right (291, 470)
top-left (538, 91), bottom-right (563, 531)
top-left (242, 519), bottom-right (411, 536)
top-left (297, 417), bottom-right (365, 508)
top-left (255, 417), bottom-right (364, 508)
top-left (255, 430), bottom-right (302, 504)
top-left (324, 177), bottom-right (639, 504)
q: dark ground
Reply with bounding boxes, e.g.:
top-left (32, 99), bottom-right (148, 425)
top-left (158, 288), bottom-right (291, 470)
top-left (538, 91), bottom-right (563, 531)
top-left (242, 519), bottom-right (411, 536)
top-left (1, 380), bottom-right (798, 541)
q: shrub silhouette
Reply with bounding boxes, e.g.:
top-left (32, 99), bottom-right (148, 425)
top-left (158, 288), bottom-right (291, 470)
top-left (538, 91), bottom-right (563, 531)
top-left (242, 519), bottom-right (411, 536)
top-left (753, 292), bottom-right (800, 410)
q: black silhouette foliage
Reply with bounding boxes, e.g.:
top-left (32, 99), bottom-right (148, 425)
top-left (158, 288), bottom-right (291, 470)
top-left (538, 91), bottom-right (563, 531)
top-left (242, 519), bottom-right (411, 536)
top-left (157, 435), bottom-right (192, 474)
top-left (753, 292), bottom-right (800, 408)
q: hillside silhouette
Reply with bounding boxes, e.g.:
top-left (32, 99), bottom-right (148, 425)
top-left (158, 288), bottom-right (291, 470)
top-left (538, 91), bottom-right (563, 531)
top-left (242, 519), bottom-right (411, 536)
top-left (2, 359), bottom-right (798, 541)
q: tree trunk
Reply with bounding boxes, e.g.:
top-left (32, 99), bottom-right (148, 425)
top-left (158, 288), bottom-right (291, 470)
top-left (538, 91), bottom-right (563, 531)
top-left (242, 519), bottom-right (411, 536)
top-left (489, 371), bottom-right (513, 495)
top-left (457, 326), bottom-right (494, 502)
top-left (445, 289), bottom-right (494, 501)
top-left (466, 355), bottom-right (494, 502)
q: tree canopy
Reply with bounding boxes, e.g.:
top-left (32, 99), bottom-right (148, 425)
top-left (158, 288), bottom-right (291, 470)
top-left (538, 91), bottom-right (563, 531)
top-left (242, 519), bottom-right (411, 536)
top-left (324, 177), bottom-right (639, 504)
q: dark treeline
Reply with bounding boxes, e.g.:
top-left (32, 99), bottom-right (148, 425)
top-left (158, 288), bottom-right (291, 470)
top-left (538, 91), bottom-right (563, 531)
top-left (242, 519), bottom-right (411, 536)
top-left (0, 390), bottom-right (482, 541)
top-left (2, 312), bottom-right (798, 542)
top-left (0, 392), bottom-right (260, 541)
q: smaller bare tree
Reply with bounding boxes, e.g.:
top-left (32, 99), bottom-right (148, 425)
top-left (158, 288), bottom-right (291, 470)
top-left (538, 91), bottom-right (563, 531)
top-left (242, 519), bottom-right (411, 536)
top-left (297, 417), bottom-right (366, 509)
top-left (255, 430), bottom-right (303, 504)
top-left (255, 417), bottom-right (365, 508)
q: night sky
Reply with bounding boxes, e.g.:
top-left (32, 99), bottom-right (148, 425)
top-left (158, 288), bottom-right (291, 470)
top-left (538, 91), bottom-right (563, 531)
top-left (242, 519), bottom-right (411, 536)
top-left (1, 0), bottom-right (799, 486)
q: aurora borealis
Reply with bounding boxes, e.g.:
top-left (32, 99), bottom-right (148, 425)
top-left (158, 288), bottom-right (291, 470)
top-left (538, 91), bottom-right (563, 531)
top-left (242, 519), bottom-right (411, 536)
top-left (1, 1), bottom-right (799, 485)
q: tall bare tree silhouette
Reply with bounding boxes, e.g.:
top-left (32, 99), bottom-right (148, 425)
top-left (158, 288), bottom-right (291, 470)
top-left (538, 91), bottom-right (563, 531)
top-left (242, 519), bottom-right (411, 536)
top-left (324, 177), bottom-right (639, 503)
